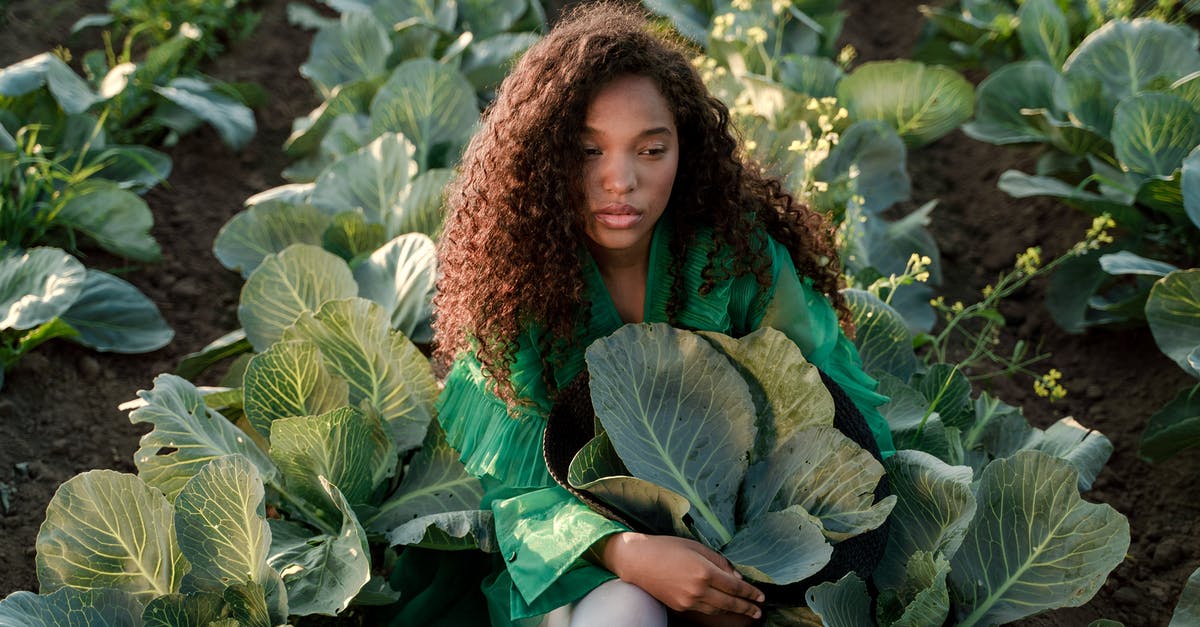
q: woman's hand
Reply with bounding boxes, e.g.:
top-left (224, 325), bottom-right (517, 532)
top-left (595, 532), bottom-right (764, 621)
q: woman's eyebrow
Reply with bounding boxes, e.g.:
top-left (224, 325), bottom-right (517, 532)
top-left (581, 126), bottom-right (675, 138)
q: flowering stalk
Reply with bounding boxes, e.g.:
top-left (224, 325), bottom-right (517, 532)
top-left (924, 215), bottom-right (1116, 401)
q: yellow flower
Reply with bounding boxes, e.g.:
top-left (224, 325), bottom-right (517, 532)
top-left (1015, 246), bottom-right (1042, 275)
top-left (981, 284), bottom-right (994, 297)
top-left (746, 26), bottom-right (768, 44)
top-left (772, 0), bottom-right (790, 14)
top-left (732, 0), bottom-right (752, 10)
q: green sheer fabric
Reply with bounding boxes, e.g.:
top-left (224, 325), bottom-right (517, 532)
top-left (435, 217), bottom-right (895, 623)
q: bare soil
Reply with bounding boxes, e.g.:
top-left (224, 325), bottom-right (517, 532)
top-left (1, 0), bottom-right (1197, 626)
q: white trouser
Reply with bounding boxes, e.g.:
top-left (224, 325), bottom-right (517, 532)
top-left (539, 579), bottom-right (669, 627)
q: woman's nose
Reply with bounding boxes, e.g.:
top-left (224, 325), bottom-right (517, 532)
top-left (601, 155), bottom-right (636, 194)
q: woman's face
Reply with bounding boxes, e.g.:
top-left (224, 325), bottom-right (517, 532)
top-left (580, 74), bottom-right (679, 259)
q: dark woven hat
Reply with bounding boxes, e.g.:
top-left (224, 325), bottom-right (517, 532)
top-left (543, 369), bottom-right (891, 607)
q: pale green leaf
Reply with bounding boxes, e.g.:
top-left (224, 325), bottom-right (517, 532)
top-left (369, 59), bottom-right (479, 168)
top-left (0, 588), bottom-right (144, 626)
top-left (1112, 92), bottom-right (1200, 179)
top-left (950, 451), bottom-right (1130, 626)
top-left (723, 506), bottom-right (832, 585)
top-left (387, 510), bottom-right (498, 553)
top-left (1171, 566), bottom-right (1200, 627)
top-left (152, 78), bottom-right (256, 150)
top-left (805, 573), bottom-right (874, 627)
top-left (816, 120), bottom-right (910, 214)
top-left (129, 374), bottom-right (278, 501)
top-left (366, 421), bottom-right (482, 533)
top-left (175, 456), bottom-right (280, 604)
top-left (962, 60), bottom-right (1058, 145)
top-left (837, 60), bottom-right (974, 148)
top-left (352, 233), bottom-right (437, 343)
top-left (213, 202), bottom-right (334, 278)
top-left (1182, 146), bottom-right (1200, 230)
top-left (876, 450), bottom-right (976, 590)
top-left (743, 426), bottom-right (894, 540)
top-left (60, 270), bottom-right (173, 353)
top-left (300, 10), bottom-right (391, 97)
top-left (1063, 19), bottom-right (1200, 104)
top-left (35, 470), bottom-right (187, 601)
top-left (242, 340), bottom-right (350, 438)
top-left (585, 323), bottom-right (755, 545)
top-left (1017, 0), bottom-right (1070, 69)
top-left (1146, 269), bottom-right (1200, 377)
top-left (267, 479), bottom-right (370, 616)
top-left (56, 181), bottom-right (159, 262)
top-left (843, 288), bottom-right (918, 382)
top-left (1099, 251), bottom-right (1179, 278)
top-left (0, 248), bottom-right (86, 331)
top-left (270, 407), bottom-right (396, 526)
top-left (698, 327), bottom-right (834, 463)
top-left (391, 167), bottom-right (452, 237)
top-left (0, 53), bottom-right (101, 113)
top-left (142, 591), bottom-right (225, 627)
top-left (282, 297), bottom-right (438, 450)
top-left (238, 244), bottom-right (357, 351)
top-left (877, 551), bottom-right (951, 627)
top-left (310, 132), bottom-right (417, 224)
top-left (569, 432), bottom-right (693, 537)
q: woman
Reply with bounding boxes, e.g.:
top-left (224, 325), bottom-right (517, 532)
top-left (432, 3), bottom-right (895, 625)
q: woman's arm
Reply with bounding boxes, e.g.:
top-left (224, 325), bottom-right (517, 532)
top-left (594, 532), bottom-right (765, 621)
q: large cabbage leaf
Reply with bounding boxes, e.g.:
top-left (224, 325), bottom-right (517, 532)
top-left (805, 572), bottom-right (874, 627)
top-left (698, 327), bottom-right (834, 463)
top-left (949, 451), bottom-right (1130, 626)
top-left (281, 297), bottom-right (437, 450)
top-left (309, 132), bottom-right (417, 225)
top-left (585, 323), bottom-right (755, 545)
top-left (141, 592), bottom-right (226, 626)
top-left (352, 233), bottom-right (437, 344)
top-left (238, 244), bottom-right (358, 351)
top-left (242, 339), bottom-right (350, 438)
top-left (35, 470), bottom-right (187, 602)
top-left (0, 53), bottom-right (102, 113)
top-left (1140, 386), bottom-right (1200, 463)
top-left (0, 588), bottom-right (144, 626)
top-left (175, 456), bottom-right (287, 622)
top-left (213, 201), bottom-right (333, 278)
top-left (128, 374), bottom-right (278, 501)
top-left (721, 506), bottom-right (831, 585)
top-left (875, 450), bottom-right (976, 590)
top-left (962, 60), bottom-right (1059, 145)
top-left (1172, 567), bottom-right (1200, 627)
top-left (300, 10), bottom-right (391, 97)
top-left (368, 59), bottom-right (478, 169)
top-left (836, 60), bottom-right (973, 148)
top-left (844, 288), bottom-right (919, 382)
top-left (270, 407), bottom-right (396, 524)
top-left (268, 478), bottom-right (370, 616)
top-left (366, 421), bottom-right (482, 533)
top-left (568, 431), bottom-right (693, 538)
top-left (1146, 269), bottom-right (1200, 378)
top-left (55, 181), bottom-right (160, 262)
top-left (0, 248), bottom-right (85, 331)
top-left (1111, 92), bottom-right (1200, 180)
top-left (60, 270), bottom-right (173, 353)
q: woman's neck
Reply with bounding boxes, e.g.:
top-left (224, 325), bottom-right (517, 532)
top-left (588, 239), bottom-right (651, 324)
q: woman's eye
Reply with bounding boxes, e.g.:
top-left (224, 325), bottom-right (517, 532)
top-left (641, 146), bottom-right (666, 157)
top-left (582, 146), bottom-right (601, 156)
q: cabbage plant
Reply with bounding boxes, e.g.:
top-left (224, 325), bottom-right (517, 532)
top-left (572, 324), bottom-right (895, 589)
top-left (758, 289), bottom-right (1133, 627)
top-left (0, 248), bottom-right (172, 391)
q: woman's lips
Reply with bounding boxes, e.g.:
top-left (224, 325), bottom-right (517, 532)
top-left (593, 204), bottom-right (642, 229)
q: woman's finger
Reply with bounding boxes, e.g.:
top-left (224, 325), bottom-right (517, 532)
top-left (700, 588), bottom-right (762, 619)
top-left (708, 566), bottom-right (765, 604)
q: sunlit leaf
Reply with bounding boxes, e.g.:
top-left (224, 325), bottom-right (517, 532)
top-left (949, 451), bottom-right (1130, 626)
top-left (1146, 269), bottom-right (1200, 377)
top-left (214, 202), bottom-right (333, 278)
top-left (129, 374), bottom-right (278, 500)
top-left (60, 270), bottom-right (173, 353)
top-left (35, 471), bottom-right (187, 601)
top-left (238, 244), bottom-right (357, 351)
top-left (0, 588), bottom-right (143, 626)
top-left (837, 60), bottom-right (973, 148)
top-left (282, 298), bottom-right (437, 449)
top-left (0, 248), bottom-right (85, 331)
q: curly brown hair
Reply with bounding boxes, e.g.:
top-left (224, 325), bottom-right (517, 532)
top-left (433, 1), bottom-right (852, 407)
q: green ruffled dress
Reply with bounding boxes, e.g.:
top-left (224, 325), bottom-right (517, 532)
top-left (435, 217), bottom-right (895, 624)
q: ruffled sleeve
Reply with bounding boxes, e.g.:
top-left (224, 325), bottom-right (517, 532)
top-left (755, 237), bottom-right (897, 458)
top-left (435, 332), bottom-right (629, 619)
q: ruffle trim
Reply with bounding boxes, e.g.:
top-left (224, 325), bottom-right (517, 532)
top-left (436, 355), bottom-right (557, 489)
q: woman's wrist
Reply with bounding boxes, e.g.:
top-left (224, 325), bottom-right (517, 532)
top-left (592, 531), bottom-right (643, 580)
